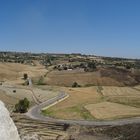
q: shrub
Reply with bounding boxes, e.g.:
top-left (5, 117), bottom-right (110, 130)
top-left (87, 61), bottom-right (96, 69)
top-left (23, 73), bottom-right (28, 80)
top-left (72, 82), bottom-right (81, 88)
top-left (14, 98), bottom-right (30, 113)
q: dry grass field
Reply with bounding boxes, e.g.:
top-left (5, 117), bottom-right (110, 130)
top-left (0, 89), bottom-right (18, 105)
top-left (0, 62), bottom-right (140, 121)
top-left (0, 62), bottom-right (47, 84)
top-left (45, 70), bottom-right (121, 87)
top-left (43, 85), bottom-right (140, 120)
top-left (102, 86), bottom-right (140, 108)
top-left (134, 85), bottom-right (140, 90)
top-left (0, 85), bottom-right (60, 113)
top-left (102, 86), bottom-right (140, 96)
top-left (43, 87), bottom-right (102, 120)
top-left (85, 102), bottom-right (140, 120)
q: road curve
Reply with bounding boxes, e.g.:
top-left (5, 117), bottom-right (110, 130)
top-left (26, 92), bottom-right (140, 126)
top-left (0, 85), bottom-right (140, 126)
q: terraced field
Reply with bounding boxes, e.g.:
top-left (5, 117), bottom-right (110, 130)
top-left (12, 114), bottom-right (69, 140)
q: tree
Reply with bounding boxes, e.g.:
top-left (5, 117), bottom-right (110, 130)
top-left (14, 98), bottom-right (30, 113)
top-left (87, 61), bottom-right (96, 69)
top-left (23, 73), bottom-right (28, 80)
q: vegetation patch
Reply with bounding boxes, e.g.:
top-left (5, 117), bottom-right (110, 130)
top-left (14, 98), bottom-right (30, 113)
top-left (42, 105), bottom-right (94, 120)
top-left (42, 109), bottom-right (55, 117)
top-left (66, 106), bottom-right (94, 120)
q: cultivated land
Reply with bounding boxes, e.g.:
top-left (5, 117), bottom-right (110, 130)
top-left (85, 102), bottom-right (140, 120)
top-left (102, 86), bottom-right (140, 108)
top-left (0, 52), bottom-right (140, 139)
top-left (43, 87), bottom-right (102, 120)
top-left (43, 86), bottom-right (140, 120)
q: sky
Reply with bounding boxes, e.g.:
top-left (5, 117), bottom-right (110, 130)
top-left (0, 0), bottom-right (140, 58)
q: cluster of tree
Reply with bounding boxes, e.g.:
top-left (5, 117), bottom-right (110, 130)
top-left (53, 61), bottom-right (97, 72)
top-left (84, 61), bottom-right (97, 72)
top-left (14, 98), bottom-right (30, 113)
top-left (114, 62), bottom-right (135, 69)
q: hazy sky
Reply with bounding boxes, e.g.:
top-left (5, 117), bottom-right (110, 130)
top-left (0, 0), bottom-right (140, 58)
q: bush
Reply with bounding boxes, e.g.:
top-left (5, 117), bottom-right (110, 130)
top-left (23, 73), bottom-right (28, 80)
top-left (72, 82), bottom-right (81, 88)
top-left (87, 61), bottom-right (96, 69)
top-left (14, 98), bottom-right (30, 113)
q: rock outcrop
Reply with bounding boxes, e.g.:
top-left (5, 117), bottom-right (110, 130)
top-left (0, 101), bottom-right (20, 140)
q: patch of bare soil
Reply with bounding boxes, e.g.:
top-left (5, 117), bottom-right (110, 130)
top-left (100, 67), bottom-right (139, 86)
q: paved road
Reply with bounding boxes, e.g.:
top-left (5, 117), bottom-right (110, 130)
top-left (26, 91), bottom-right (140, 126)
top-left (0, 85), bottom-right (140, 126)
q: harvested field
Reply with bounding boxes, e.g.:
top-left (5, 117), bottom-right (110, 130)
top-left (102, 86), bottom-right (140, 96)
top-left (85, 102), bottom-right (140, 120)
top-left (102, 86), bottom-right (140, 108)
top-left (43, 86), bottom-right (140, 120)
top-left (106, 96), bottom-right (140, 108)
top-left (43, 87), bottom-right (102, 120)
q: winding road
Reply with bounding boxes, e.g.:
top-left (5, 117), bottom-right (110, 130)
top-left (1, 84), bottom-right (140, 126)
top-left (26, 91), bottom-right (140, 126)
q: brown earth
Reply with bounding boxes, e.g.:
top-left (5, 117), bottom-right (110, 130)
top-left (85, 102), bottom-right (140, 120)
top-left (45, 70), bottom-right (121, 87)
top-left (0, 62), bottom-right (47, 84)
top-left (45, 67), bottom-right (140, 87)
